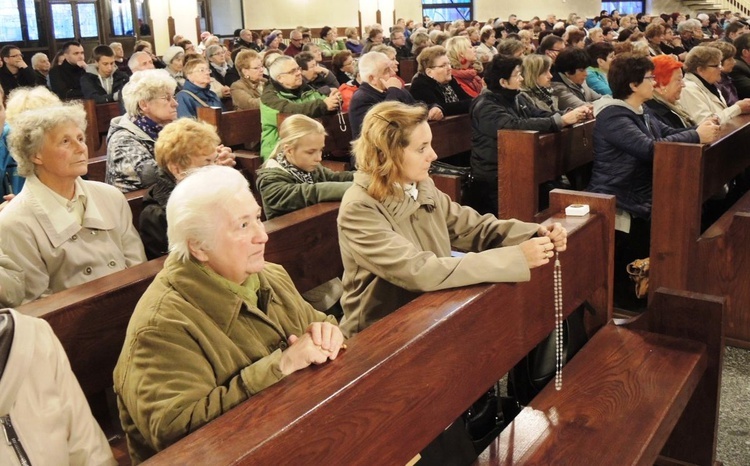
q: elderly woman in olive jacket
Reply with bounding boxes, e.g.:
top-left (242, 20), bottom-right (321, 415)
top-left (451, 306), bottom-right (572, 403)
top-left (114, 166), bottom-right (343, 463)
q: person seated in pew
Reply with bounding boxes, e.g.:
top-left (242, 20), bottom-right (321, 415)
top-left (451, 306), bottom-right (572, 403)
top-left (350, 52), bottom-right (439, 140)
top-left (256, 114), bottom-right (353, 314)
top-left (469, 54), bottom-right (591, 215)
top-left (0, 88), bottom-right (24, 208)
top-left (31, 52), bottom-right (51, 87)
top-left (259, 55), bottom-right (340, 159)
top-left (586, 53), bottom-right (719, 310)
top-left (552, 47), bottom-right (603, 110)
top-left (297, 52), bottom-right (339, 95)
top-left (344, 26), bottom-right (364, 55)
top-left (106, 69), bottom-right (177, 192)
top-left (139, 118), bottom-right (231, 259)
top-left (318, 26), bottom-right (346, 57)
top-left (205, 44), bottom-right (239, 88)
top-left (109, 41), bottom-right (130, 76)
top-left (678, 45), bottom-right (750, 124)
top-left (444, 36), bottom-right (485, 97)
top-left (176, 58), bottom-right (224, 118)
top-left (704, 40), bottom-right (740, 106)
top-left (371, 45), bottom-right (407, 86)
top-left (518, 54), bottom-right (561, 112)
top-left (230, 49), bottom-right (265, 110)
top-left (644, 55), bottom-right (695, 128)
top-left (127, 51), bottom-right (155, 74)
top-left (338, 99), bottom-right (567, 335)
top-left (49, 41), bottom-right (87, 100)
top-left (0, 103), bottom-right (147, 304)
top-left (409, 45), bottom-right (473, 116)
top-left (475, 26), bottom-right (499, 64)
top-left (0, 308), bottom-right (117, 465)
top-left (162, 46), bottom-right (186, 90)
top-left (585, 41), bottom-right (615, 96)
top-left (338, 61), bottom-right (360, 113)
top-left (80, 45), bottom-right (130, 104)
top-left (331, 50), bottom-right (356, 88)
top-left (114, 165), bottom-right (344, 463)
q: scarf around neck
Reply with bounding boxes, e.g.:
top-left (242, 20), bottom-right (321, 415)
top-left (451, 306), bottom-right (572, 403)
top-left (131, 114), bottom-right (164, 140)
top-left (275, 152), bottom-right (314, 184)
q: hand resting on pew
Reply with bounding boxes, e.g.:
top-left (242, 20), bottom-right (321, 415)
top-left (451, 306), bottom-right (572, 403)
top-left (281, 321), bottom-right (345, 374)
top-left (520, 222), bottom-right (568, 267)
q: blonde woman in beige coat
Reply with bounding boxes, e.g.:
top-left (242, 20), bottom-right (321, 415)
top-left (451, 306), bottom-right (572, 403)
top-left (337, 101), bottom-right (568, 338)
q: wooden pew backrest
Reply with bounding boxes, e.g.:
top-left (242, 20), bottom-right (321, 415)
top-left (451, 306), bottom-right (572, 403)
top-left (197, 106), bottom-right (262, 151)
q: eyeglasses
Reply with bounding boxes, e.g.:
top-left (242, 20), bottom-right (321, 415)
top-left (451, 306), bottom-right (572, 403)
top-left (193, 67), bottom-right (210, 73)
top-left (249, 65), bottom-right (264, 71)
top-left (705, 64), bottom-right (722, 68)
top-left (429, 63), bottom-right (451, 70)
top-left (7, 54), bottom-right (22, 59)
top-left (643, 75), bottom-right (657, 81)
top-left (278, 67), bottom-right (302, 76)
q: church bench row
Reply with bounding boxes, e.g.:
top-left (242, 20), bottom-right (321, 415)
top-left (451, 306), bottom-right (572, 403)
top-left (144, 190), bottom-right (723, 465)
top-left (651, 113), bottom-right (750, 348)
top-left (15, 201), bottom-right (344, 466)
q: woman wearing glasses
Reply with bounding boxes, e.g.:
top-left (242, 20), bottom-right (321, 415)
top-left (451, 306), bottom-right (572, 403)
top-left (409, 45), bottom-right (472, 116)
top-left (176, 58), bottom-right (224, 118)
top-left (231, 49), bottom-right (266, 110)
top-left (586, 53), bottom-right (718, 310)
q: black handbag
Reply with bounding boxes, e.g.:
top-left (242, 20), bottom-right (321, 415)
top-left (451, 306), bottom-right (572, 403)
top-left (429, 161), bottom-right (473, 188)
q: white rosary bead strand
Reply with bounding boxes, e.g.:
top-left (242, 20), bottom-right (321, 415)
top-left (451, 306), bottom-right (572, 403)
top-left (554, 251), bottom-right (563, 391)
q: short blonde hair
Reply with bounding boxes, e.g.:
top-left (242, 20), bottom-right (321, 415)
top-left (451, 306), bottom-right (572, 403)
top-left (353, 101), bottom-right (429, 202)
top-left (444, 35), bottom-right (473, 68)
top-left (155, 118), bottom-right (220, 174)
top-left (706, 40), bottom-right (736, 63)
top-left (9, 103), bottom-right (87, 177)
top-left (5, 86), bottom-right (61, 126)
top-left (371, 44), bottom-right (396, 58)
top-left (121, 69), bottom-right (176, 116)
top-left (234, 49), bottom-right (260, 75)
top-left (183, 57), bottom-right (208, 76)
top-left (271, 114), bottom-right (326, 157)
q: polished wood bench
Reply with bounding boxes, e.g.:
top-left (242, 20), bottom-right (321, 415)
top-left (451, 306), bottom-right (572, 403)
top-left (16, 202), bottom-right (344, 466)
top-left (145, 190), bottom-right (722, 466)
top-left (125, 188), bottom-right (147, 232)
top-left (651, 113), bottom-right (750, 348)
top-left (83, 99), bottom-right (124, 159)
top-left (498, 119), bottom-right (595, 222)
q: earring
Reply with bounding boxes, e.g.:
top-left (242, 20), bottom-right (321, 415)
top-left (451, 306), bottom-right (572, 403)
top-left (244, 75), bottom-right (250, 79)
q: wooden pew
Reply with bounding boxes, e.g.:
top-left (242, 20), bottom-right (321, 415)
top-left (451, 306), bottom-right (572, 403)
top-left (83, 99), bottom-right (124, 159)
top-left (277, 111), bottom-right (353, 162)
top-left (197, 106), bottom-right (262, 151)
top-left (144, 190), bottom-right (722, 466)
top-left (16, 202), bottom-right (343, 466)
top-left (398, 58), bottom-right (418, 83)
top-left (651, 114), bottom-right (750, 348)
top-left (497, 119), bottom-right (595, 222)
top-left (125, 188), bottom-right (147, 232)
top-left (87, 154), bottom-right (108, 183)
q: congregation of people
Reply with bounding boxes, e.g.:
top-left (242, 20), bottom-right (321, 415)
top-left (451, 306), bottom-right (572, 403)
top-left (2, 6), bottom-right (750, 464)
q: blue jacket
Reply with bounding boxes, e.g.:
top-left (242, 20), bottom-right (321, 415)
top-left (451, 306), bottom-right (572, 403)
top-left (586, 68), bottom-right (612, 96)
top-left (0, 124), bottom-right (23, 197)
top-left (176, 80), bottom-right (222, 119)
top-left (586, 99), bottom-right (699, 219)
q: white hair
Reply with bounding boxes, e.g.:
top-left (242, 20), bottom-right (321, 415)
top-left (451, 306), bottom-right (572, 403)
top-left (268, 55), bottom-right (296, 80)
top-left (358, 51), bottom-right (389, 82)
top-left (166, 165), bottom-right (252, 262)
top-left (30, 52), bottom-right (48, 69)
top-left (121, 69), bottom-right (176, 116)
top-left (128, 51), bottom-right (150, 72)
top-left (9, 104), bottom-right (87, 177)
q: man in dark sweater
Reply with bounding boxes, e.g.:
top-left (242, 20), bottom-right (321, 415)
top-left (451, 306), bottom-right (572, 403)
top-left (81, 45), bottom-right (129, 103)
top-left (49, 41), bottom-right (87, 100)
top-left (0, 45), bottom-right (38, 96)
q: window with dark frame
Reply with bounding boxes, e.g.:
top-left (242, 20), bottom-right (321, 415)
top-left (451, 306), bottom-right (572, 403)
top-left (422, 0), bottom-right (472, 24)
top-left (601, 1), bottom-right (645, 16)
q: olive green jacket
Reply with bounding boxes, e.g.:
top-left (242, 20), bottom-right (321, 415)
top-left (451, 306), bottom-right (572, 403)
top-left (114, 254), bottom-right (336, 463)
top-left (337, 172), bottom-right (539, 337)
top-left (256, 158), bottom-right (353, 219)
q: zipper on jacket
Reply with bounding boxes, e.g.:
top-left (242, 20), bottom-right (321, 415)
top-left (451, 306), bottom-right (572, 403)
top-left (1, 415), bottom-right (32, 466)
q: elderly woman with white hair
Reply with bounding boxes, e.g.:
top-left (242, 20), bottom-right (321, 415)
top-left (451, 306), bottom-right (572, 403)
top-left (106, 69), bottom-right (177, 192)
top-left (0, 103), bottom-right (146, 305)
top-left (114, 165), bottom-right (344, 463)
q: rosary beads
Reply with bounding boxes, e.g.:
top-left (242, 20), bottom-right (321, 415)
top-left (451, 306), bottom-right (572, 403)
top-left (554, 251), bottom-right (563, 391)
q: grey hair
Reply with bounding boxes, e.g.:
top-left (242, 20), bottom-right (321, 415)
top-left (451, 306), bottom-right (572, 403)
top-left (166, 165), bottom-right (253, 262)
top-left (109, 42), bottom-right (123, 51)
top-left (685, 46), bottom-right (722, 73)
top-left (128, 51), bottom-right (150, 71)
top-left (371, 44), bottom-right (396, 57)
top-left (9, 103), bottom-right (87, 177)
top-left (268, 55), bottom-right (296, 80)
top-left (205, 44), bottom-right (222, 59)
top-left (678, 19), bottom-right (702, 34)
top-left (6, 86), bottom-right (61, 126)
top-left (30, 52), bottom-right (48, 69)
top-left (358, 51), bottom-right (389, 82)
top-left (121, 69), bottom-right (176, 116)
